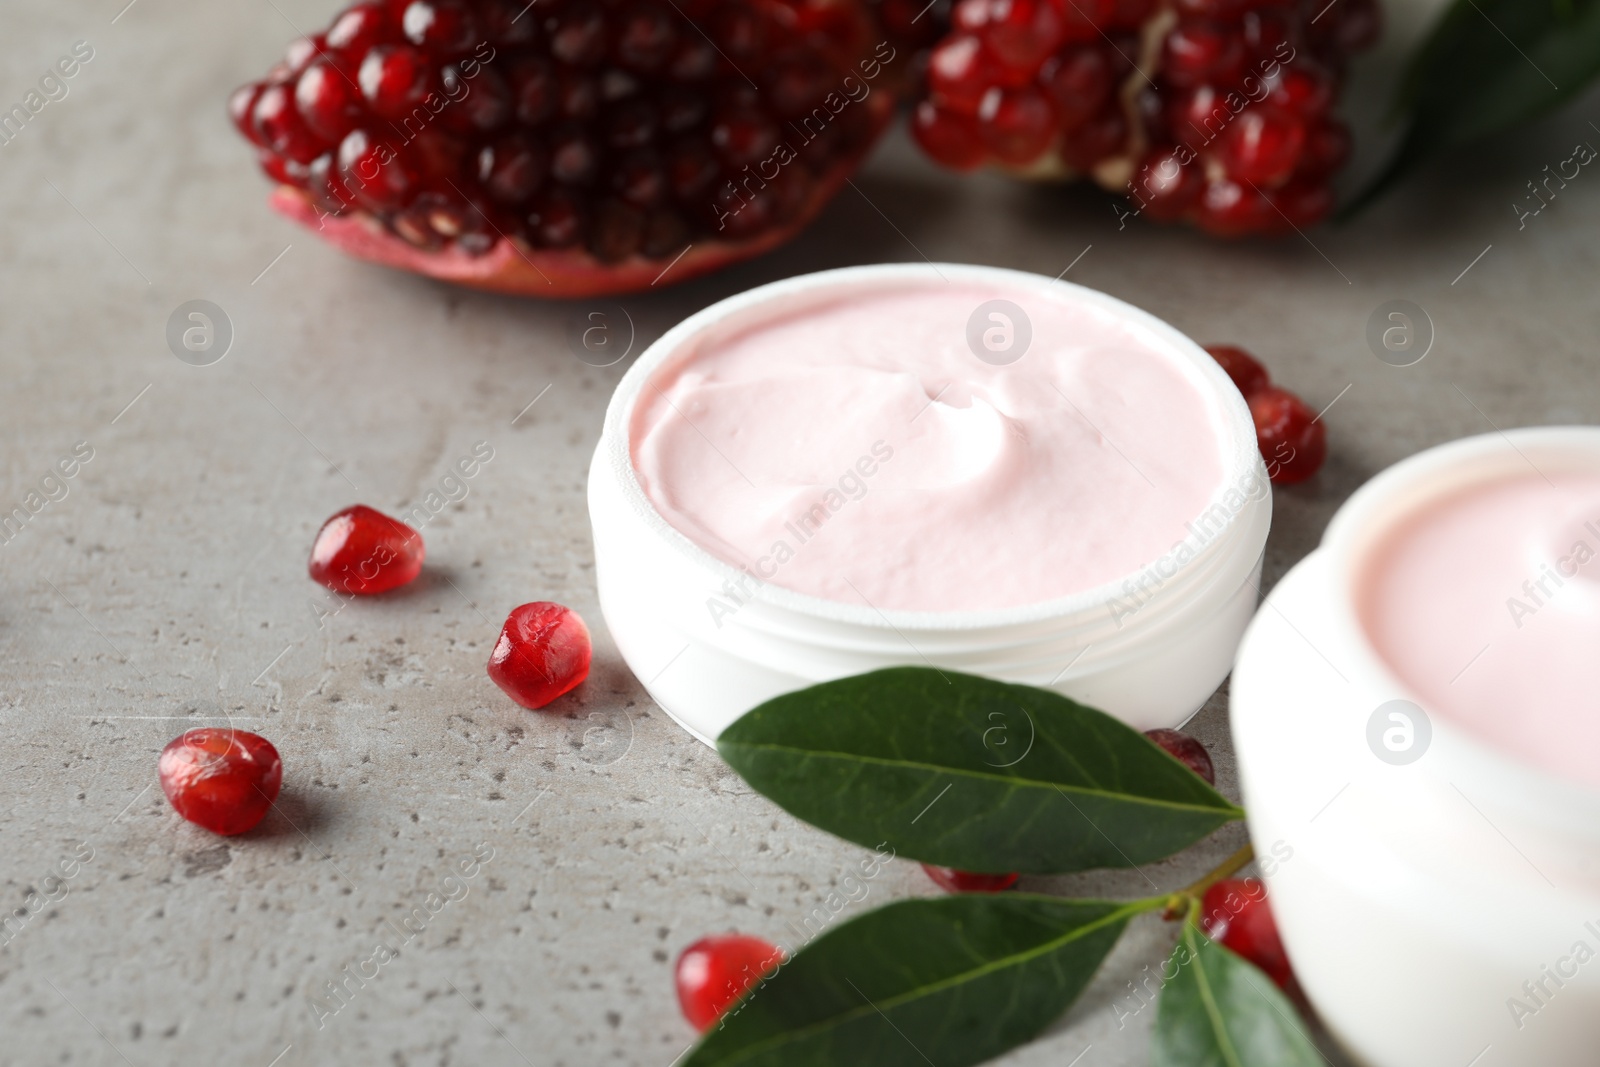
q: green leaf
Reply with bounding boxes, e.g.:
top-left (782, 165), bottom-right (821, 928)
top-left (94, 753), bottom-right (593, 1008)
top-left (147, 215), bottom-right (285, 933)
top-left (1348, 0), bottom-right (1600, 214)
top-left (685, 894), bottom-right (1148, 1067)
top-left (1151, 923), bottom-right (1322, 1067)
top-left (717, 667), bottom-right (1242, 874)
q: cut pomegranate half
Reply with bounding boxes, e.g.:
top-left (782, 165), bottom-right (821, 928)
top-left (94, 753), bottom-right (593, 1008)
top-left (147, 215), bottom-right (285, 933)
top-left (906, 0), bottom-right (1380, 236)
top-left (237, 0), bottom-right (898, 297)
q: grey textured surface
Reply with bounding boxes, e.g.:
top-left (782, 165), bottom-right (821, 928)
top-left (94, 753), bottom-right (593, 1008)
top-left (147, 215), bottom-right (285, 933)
top-left (2, 0), bottom-right (1597, 1064)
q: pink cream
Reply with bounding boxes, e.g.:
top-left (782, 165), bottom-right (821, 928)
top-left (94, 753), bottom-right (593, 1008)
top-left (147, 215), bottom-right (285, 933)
top-left (628, 281), bottom-right (1227, 612)
top-left (1359, 470), bottom-right (1600, 784)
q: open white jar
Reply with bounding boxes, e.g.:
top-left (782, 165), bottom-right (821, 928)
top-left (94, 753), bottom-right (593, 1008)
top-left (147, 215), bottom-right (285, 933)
top-left (1232, 427), bottom-right (1600, 1067)
top-left (589, 263), bottom-right (1270, 743)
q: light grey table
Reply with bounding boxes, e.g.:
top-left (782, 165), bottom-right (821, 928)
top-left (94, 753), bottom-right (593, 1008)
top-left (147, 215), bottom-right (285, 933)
top-left (3, 0), bottom-right (1593, 1063)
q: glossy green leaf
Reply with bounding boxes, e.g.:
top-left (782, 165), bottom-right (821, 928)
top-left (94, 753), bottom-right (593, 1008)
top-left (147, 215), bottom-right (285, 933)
top-left (717, 667), bottom-right (1242, 874)
top-left (685, 894), bottom-right (1147, 1067)
top-left (1348, 0), bottom-right (1600, 213)
top-left (1151, 923), bottom-right (1323, 1067)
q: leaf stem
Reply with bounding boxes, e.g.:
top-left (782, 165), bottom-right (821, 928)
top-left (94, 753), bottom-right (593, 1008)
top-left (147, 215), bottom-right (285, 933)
top-left (1161, 841), bottom-right (1255, 920)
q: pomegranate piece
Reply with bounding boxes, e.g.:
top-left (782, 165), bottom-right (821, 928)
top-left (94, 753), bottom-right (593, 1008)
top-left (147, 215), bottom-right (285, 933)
top-left (308, 505), bottom-right (426, 595)
top-left (1143, 728), bottom-right (1215, 786)
top-left (1204, 343), bottom-right (1269, 398)
top-left (159, 729), bottom-right (283, 836)
top-left (233, 0), bottom-right (894, 296)
top-left (487, 601), bottom-right (592, 709)
top-left (1200, 877), bottom-right (1296, 990)
top-left (1250, 385), bottom-right (1326, 485)
top-left (676, 934), bottom-right (785, 1031)
top-left (920, 864), bottom-right (1020, 893)
top-left (907, 0), bottom-right (1380, 236)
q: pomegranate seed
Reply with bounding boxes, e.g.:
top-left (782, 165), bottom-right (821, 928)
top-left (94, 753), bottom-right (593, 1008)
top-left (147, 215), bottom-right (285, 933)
top-left (1194, 177), bottom-right (1276, 237)
top-left (552, 3), bottom-right (610, 65)
top-left (1250, 386), bottom-right (1326, 485)
top-left (1038, 46), bottom-right (1111, 132)
top-left (969, 0), bottom-right (1065, 76)
top-left (328, 3), bottom-right (391, 55)
top-left (1059, 108), bottom-right (1126, 171)
top-left (230, 83), bottom-right (267, 146)
top-left (1204, 343), bottom-right (1269, 398)
top-left (1143, 728), bottom-right (1216, 785)
top-left (977, 86), bottom-right (1055, 165)
top-left (911, 100), bottom-right (987, 169)
top-left (1217, 107), bottom-right (1306, 186)
top-left (284, 35), bottom-right (324, 75)
top-left (1266, 64), bottom-right (1334, 118)
top-left (1162, 20), bottom-right (1245, 90)
top-left (402, 0), bottom-right (480, 52)
top-left (479, 133), bottom-right (548, 203)
top-left (1132, 146), bottom-right (1203, 219)
top-left (927, 35), bottom-right (996, 114)
top-left (614, 4), bottom-right (679, 71)
top-left (254, 82), bottom-right (323, 164)
top-left (1200, 878), bottom-right (1296, 989)
top-left (529, 187), bottom-right (587, 245)
top-left (487, 602), bottom-right (592, 710)
top-left (675, 935), bottom-right (785, 1031)
top-left (308, 504), bottom-right (425, 595)
top-left (921, 865), bottom-right (1020, 893)
top-left (296, 58), bottom-right (363, 142)
top-left (357, 45), bottom-right (433, 119)
top-left (159, 729), bottom-right (283, 836)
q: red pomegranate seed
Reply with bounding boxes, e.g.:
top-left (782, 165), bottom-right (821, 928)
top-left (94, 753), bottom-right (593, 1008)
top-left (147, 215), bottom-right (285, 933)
top-left (1143, 728), bottom-right (1216, 785)
top-left (1194, 177), bottom-right (1277, 237)
top-left (1200, 878), bottom-right (1296, 989)
top-left (1266, 64), bottom-right (1334, 118)
top-left (1217, 107), bottom-right (1306, 186)
top-left (357, 45), bottom-right (433, 119)
top-left (284, 35), bottom-right (324, 75)
top-left (402, 0), bottom-right (481, 53)
top-left (921, 864), bottom-right (1020, 893)
top-left (1204, 343), bottom-right (1269, 398)
top-left (230, 83), bottom-right (267, 146)
top-left (327, 2), bottom-right (391, 55)
top-left (675, 935), bottom-right (785, 1031)
top-left (1162, 20), bottom-right (1245, 89)
top-left (977, 86), bottom-right (1055, 165)
top-left (308, 504), bottom-right (425, 595)
top-left (479, 133), bottom-right (548, 203)
top-left (296, 58), bottom-right (363, 142)
top-left (1133, 146), bottom-right (1203, 219)
top-left (966, 0), bottom-right (1064, 78)
top-left (911, 100), bottom-right (987, 169)
top-left (487, 602), bottom-right (592, 710)
top-left (1250, 386), bottom-right (1326, 484)
top-left (1038, 45), bottom-right (1112, 132)
top-left (159, 729), bottom-right (283, 836)
top-left (927, 35), bottom-right (996, 114)
top-left (1059, 108), bottom-right (1126, 171)
top-left (253, 82), bottom-right (323, 164)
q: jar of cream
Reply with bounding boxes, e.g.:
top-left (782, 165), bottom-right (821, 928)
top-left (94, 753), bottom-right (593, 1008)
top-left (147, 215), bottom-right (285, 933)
top-left (1232, 427), bottom-right (1600, 1067)
top-left (588, 263), bottom-right (1271, 743)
